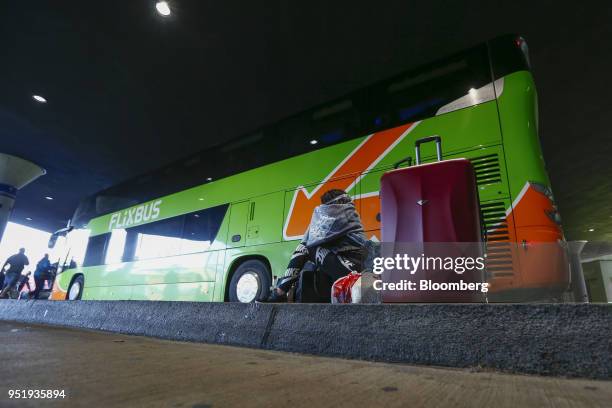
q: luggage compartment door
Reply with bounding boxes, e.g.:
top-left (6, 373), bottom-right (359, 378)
top-left (246, 191), bottom-right (284, 246)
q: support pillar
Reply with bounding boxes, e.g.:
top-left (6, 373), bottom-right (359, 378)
top-left (568, 240), bottom-right (589, 303)
top-left (0, 153), bottom-right (46, 243)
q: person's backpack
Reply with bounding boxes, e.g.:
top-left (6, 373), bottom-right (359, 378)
top-left (295, 261), bottom-right (330, 303)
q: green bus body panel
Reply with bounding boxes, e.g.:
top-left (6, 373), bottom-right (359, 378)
top-left (84, 281), bottom-right (216, 302)
top-left (496, 71), bottom-right (551, 198)
top-left (55, 71), bottom-right (548, 301)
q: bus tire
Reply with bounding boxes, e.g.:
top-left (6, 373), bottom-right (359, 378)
top-left (67, 275), bottom-right (84, 301)
top-left (229, 259), bottom-right (271, 303)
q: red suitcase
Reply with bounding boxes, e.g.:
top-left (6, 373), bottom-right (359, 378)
top-left (379, 136), bottom-right (485, 302)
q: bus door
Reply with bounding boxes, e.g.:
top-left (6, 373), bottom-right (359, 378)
top-left (227, 201), bottom-right (250, 248)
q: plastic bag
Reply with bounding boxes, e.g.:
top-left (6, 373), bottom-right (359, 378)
top-left (331, 272), bottom-right (361, 304)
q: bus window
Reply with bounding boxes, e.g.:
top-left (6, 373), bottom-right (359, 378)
top-left (83, 234), bottom-right (108, 267)
top-left (488, 35), bottom-right (532, 80)
top-left (105, 229), bottom-right (127, 264)
top-left (131, 216), bottom-right (185, 261)
top-left (65, 228), bottom-right (90, 267)
top-left (380, 44), bottom-right (491, 123)
top-left (278, 112), bottom-right (314, 157)
top-left (180, 204), bottom-right (229, 254)
top-left (279, 98), bottom-right (360, 157)
top-left (311, 99), bottom-right (360, 146)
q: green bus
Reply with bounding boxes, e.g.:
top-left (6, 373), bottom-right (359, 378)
top-left (49, 34), bottom-right (569, 303)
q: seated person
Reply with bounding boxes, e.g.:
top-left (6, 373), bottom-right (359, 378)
top-left (268, 188), bottom-right (366, 302)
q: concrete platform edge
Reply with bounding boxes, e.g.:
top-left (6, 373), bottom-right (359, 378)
top-left (1, 300), bottom-right (610, 379)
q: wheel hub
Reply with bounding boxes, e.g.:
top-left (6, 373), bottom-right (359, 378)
top-left (235, 271), bottom-right (260, 303)
top-left (68, 282), bottom-right (81, 300)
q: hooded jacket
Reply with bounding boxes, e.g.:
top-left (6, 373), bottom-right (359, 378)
top-left (301, 201), bottom-right (367, 251)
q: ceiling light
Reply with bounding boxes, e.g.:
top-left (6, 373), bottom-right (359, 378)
top-left (25, 217), bottom-right (32, 221)
top-left (206, 177), bottom-right (212, 181)
top-left (588, 228), bottom-right (595, 232)
top-left (33, 95), bottom-right (47, 103)
top-left (156, 1), bottom-right (171, 16)
top-left (45, 196), bottom-right (53, 200)
top-left (310, 140), bottom-right (318, 145)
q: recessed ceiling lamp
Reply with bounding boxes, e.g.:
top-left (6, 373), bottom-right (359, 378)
top-left (45, 196), bottom-right (53, 200)
top-left (156, 1), bottom-right (171, 16)
top-left (588, 228), bottom-right (595, 232)
top-left (25, 217), bottom-right (32, 221)
top-left (206, 177), bottom-right (213, 181)
top-left (310, 140), bottom-right (318, 145)
top-left (33, 95), bottom-right (47, 103)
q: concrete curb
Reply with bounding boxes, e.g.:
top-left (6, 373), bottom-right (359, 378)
top-left (1, 300), bottom-right (610, 379)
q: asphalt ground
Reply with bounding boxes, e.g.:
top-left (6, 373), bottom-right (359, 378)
top-left (0, 322), bottom-right (611, 408)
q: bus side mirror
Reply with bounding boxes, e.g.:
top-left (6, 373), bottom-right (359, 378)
top-left (48, 234), bottom-right (58, 249)
top-left (48, 226), bottom-right (74, 249)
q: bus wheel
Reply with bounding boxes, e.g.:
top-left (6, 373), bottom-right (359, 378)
top-left (67, 275), bottom-right (84, 300)
top-left (229, 260), bottom-right (271, 303)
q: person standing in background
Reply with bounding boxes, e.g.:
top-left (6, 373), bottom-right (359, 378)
top-left (31, 253), bottom-right (51, 299)
top-left (0, 248), bottom-right (30, 298)
top-left (16, 272), bottom-right (32, 299)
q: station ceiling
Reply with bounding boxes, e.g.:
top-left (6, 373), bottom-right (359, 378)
top-left (1, 1), bottom-right (611, 244)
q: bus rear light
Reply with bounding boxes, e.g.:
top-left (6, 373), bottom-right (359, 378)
top-left (515, 37), bottom-right (524, 48)
top-left (514, 36), bottom-right (531, 69)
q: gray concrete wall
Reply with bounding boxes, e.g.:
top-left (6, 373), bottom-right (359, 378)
top-left (1, 300), bottom-right (610, 379)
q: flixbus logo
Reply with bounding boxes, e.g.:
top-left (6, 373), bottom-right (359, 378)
top-left (109, 200), bottom-right (162, 230)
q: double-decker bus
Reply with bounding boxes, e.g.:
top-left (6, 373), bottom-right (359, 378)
top-left (49, 34), bottom-right (569, 303)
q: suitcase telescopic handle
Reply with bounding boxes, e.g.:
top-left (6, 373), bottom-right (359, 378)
top-left (415, 135), bottom-right (442, 165)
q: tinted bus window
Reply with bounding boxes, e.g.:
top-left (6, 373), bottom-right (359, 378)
top-left (105, 229), bottom-right (127, 264)
top-left (489, 35), bottom-right (531, 80)
top-left (279, 99), bottom-right (361, 158)
top-left (219, 129), bottom-right (285, 179)
top-left (83, 233), bottom-right (108, 267)
top-left (130, 216), bottom-right (185, 261)
top-left (181, 204), bottom-right (229, 254)
top-left (81, 206), bottom-right (231, 266)
top-left (375, 44), bottom-right (492, 126)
